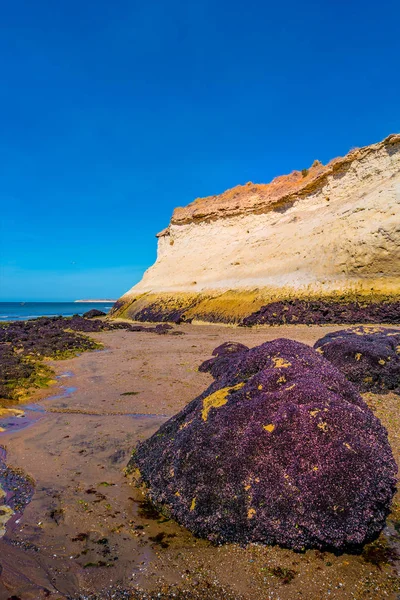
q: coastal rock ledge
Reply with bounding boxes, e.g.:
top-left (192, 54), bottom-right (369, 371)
top-left (128, 339), bottom-right (397, 551)
top-left (112, 134), bottom-right (400, 323)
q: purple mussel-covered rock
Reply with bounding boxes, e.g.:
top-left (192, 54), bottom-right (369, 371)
top-left (240, 299), bottom-right (400, 326)
top-left (314, 326), bottom-right (400, 394)
top-left (198, 341), bottom-right (249, 379)
top-left (130, 339), bottom-right (397, 551)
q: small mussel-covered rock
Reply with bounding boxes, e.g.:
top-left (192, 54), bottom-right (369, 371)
top-left (129, 339), bottom-right (397, 551)
top-left (198, 341), bottom-right (249, 378)
top-left (314, 326), bottom-right (400, 394)
top-left (153, 323), bottom-right (173, 334)
top-left (83, 309), bottom-right (106, 319)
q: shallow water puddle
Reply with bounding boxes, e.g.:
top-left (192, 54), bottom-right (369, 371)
top-left (0, 372), bottom-right (77, 542)
top-left (0, 403), bottom-right (46, 435)
top-left (0, 372), bottom-right (76, 435)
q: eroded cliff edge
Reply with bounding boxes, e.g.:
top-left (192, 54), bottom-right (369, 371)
top-left (112, 134), bottom-right (400, 324)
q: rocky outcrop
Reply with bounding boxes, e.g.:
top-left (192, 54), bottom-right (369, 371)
top-left (314, 326), bottom-right (400, 394)
top-left (240, 299), bottom-right (400, 326)
top-left (198, 342), bottom-right (250, 378)
top-left (83, 309), bottom-right (106, 319)
top-left (113, 134), bottom-right (400, 323)
top-left (128, 339), bottom-right (397, 551)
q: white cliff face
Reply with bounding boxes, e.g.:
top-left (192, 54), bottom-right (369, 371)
top-left (125, 134), bottom-right (400, 299)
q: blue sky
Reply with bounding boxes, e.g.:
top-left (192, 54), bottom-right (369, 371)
top-left (1, 0), bottom-right (399, 301)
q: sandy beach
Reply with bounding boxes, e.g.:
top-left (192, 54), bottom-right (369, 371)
top-left (0, 323), bottom-right (399, 599)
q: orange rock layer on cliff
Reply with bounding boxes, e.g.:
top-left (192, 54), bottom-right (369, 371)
top-left (170, 135), bottom-right (399, 225)
top-left (113, 133), bottom-right (400, 324)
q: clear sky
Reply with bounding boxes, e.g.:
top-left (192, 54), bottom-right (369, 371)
top-left (0, 0), bottom-right (399, 301)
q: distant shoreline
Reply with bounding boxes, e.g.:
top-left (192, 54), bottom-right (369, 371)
top-left (74, 299), bottom-right (117, 303)
top-left (0, 301), bottom-right (115, 322)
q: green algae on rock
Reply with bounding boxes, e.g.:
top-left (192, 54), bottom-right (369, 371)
top-left (0, 317), bottom-right (102, 402)
top-left (128, 339), bottom-right (397, 552)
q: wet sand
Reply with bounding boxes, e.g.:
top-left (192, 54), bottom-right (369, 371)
top-left (0, 323), bottom-right (399, 599)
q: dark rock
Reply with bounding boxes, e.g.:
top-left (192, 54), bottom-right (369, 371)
top-left (132, 306), bottom-right (191, 324)
top-left (241, 300), bottom-right (400, 326)
top-left (0, 317), bottom-right (102, 356)
top-left (0, 454), bottom-right (35, 513)
top-left (83, 309), bottom-right (106, 319)
top-left (109, 449), bottom-right (126, 464)
top-left (314, 326), bottom-right (400, 394)
top-left (153, 323), bottom-right (174, 334)
top-left (199, 341), bottom-right (249, 379)
top-left (212, 342), bottom-right (250, 356)
top-left (129, 339), bottom-right (397, 551)
top-left (107, 299), bottom-right (126, 317)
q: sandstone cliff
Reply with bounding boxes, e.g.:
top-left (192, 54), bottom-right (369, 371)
top-left (112, 134), bottom-right (400, 323)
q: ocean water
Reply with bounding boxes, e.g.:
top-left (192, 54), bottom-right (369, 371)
top-left (0, 302), bottom-right (115, 322)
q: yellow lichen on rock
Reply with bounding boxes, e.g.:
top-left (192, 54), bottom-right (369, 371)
top-left (201, 383), bottom-right (244, 421)
top-left (344, 442), bottom-right (355, 452)
top-left (263, 424), bottom-right (275, 433)
top-left (190, 497), bottom-right (196, 511)
top-left (354, 326), bottom-right (386, 335)
top-left (247, 508), bottom-right (256, 519)
top-left (309, 409), bottom-right (320, 417)
top-left (272, 357), bottom-right (291, 368)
